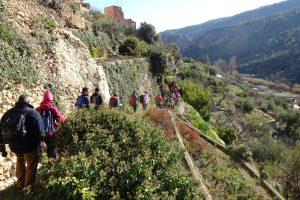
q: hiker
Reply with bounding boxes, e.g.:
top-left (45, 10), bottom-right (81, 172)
top-left (129, 90), bottom-right (138, 112)
top-left (36, 90), bottom-right (65, 158)
top-left (155, 93), bottom-right (163, 109)
top-left (109, 92), bottom-right (120, 108)
top-left (167, 95), bottom-right (175, 109)
top-left (0, 94), bottom-right (44, 190)
top-left (90, 87), bottom-right (103, 108)
top-left (75, 87), bottom-right (90, 109)
top-left (140, 90), bottom-right (150, 110)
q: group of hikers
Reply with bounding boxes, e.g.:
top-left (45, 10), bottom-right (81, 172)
top-left (0, 90), bottom-right (64, 191)
top-left (0, 82), bottom-right (180, 192)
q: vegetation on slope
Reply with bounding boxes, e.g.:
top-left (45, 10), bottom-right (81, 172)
top-left (0, 4), bottom-right (38, 90)
top-left (23, 108), bottom-right (202, 199)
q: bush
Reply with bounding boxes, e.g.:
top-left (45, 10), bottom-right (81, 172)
top-left (248, 137), bottom-right (286, 164)
top-left (217, 126), bottom-right (237, 145)
top-left (179, 81), bottom-right (212, 121)
top-left (32, 108), bottom-right (201, 199)
top-left (235, 98), bottom-right (254, 113)
top-left (119, 36), bottom-right (149, 56)
top-left (0, 22), bottom-right (38, 89)
top-left (77, 30), bottom-right (112, 58)
top-left (231, 144), bottom-right (253, 162)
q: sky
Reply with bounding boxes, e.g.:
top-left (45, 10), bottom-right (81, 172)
top-left (84, 0), bottom-right (285, 32)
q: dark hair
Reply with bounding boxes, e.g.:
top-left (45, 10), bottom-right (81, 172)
top-left (18, 94), bottom-right (30, 103)
top-left (95, 87), bottom-right (100, 92)
top-left (82, 87), bottom-right (89, 93)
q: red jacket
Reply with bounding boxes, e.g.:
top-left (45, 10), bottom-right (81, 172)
top-left (36, 101), bottom-right (65, 127)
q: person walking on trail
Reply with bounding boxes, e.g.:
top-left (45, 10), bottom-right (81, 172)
top-left (90, 87), bottom-right (103, 108)
top-left (109, 92), bottom-right (120, 108)
top-left (155, 93), bottom-right (163, 109)
top-left (75, 87), bottom-right (90, 109)
top-left (129, 90), bottom-right (138, 112)
top-left (36, 90), bottom-right (65, 158)
top-left (0, 94), bottom-right (44, 190)
top-left (140, 91), bottom-right (150, 110)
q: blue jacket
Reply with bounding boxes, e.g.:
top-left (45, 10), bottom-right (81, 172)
top-left (0, 102), bottom-right (45, 154)
top-left (75, 95), bottom-right (90, 109)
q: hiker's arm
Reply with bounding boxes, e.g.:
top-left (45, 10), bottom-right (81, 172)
top-left (53, 107), bottom-right (65, 124)
top-left (31, 111), bottom-right (45, 139)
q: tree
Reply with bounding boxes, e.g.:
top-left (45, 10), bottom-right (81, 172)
top-left (227, 56), bottom-right (236, 75)
top-left (214, 59), bottom-right (227, 73)
top-left (198, 54), bottom-right (210, 65)
top-left (137, 22), bottom-right (159, 44)
top-left (282, 141), bottom-right (300, 199)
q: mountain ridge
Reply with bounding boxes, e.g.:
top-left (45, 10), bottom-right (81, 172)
top-left (160, 0), bottom-right (300, 83)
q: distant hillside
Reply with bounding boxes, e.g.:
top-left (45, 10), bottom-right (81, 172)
top-left (160, 0), bottom-right (300, 84)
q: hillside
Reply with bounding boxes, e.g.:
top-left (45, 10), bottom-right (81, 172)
top-left (160, 0), bottom-right (300, 84)
top-left (0, 0), bottom-right (299, 199)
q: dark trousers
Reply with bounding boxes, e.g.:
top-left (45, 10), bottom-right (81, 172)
top-left (132, 104), bottom-right (137, 112)
top-left (44, 136), bottom-right (58, 158)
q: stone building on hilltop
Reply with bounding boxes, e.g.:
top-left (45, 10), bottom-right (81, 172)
top-left (104, 5), bottom-right (136, 29)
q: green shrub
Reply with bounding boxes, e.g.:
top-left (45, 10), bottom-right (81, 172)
top-left (0, 22), bottom-right (37, 89)
top-left (235, 98), bottom-right (254, 113)
top-left (33, 108), bottom-right (201, 199)
top-left (217, 126), bottom-right (237, 145)
top-left (179, 81), bottom-right (212, 121)
top-left (231, 144), bottom-right (253, 162)
top-left (44, 16), bottom-right (57, 29)
top-left (77, 30), bottom-right (112, 58)
top-left (119, 36), bottom-right (149, 56)
top-left (248, 137), bottom-right (286, 164)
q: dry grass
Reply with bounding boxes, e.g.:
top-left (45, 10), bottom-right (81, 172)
top-left (147, 109), bottom-right (175, 141)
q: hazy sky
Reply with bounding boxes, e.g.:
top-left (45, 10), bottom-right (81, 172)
top-left (84, 0), bottom-right (285, 32)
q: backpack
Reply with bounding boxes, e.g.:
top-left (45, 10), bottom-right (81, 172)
top-left (139, 95), bottom-right (145, 103)
top-left (155, 96), bottom-right (159, 105)
top-left (0, 108), bottom-right (32, 144)
top-left (41, 108), bottom-right (55, 137)
top-left (129, 95), bottom-right (136, 105)
top-left (91, 93), bottom-right (103, 106)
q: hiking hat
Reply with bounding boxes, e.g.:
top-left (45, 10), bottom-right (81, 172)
top-left (43, 90), bottom-right (54, 102)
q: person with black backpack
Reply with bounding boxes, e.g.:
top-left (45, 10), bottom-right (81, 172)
top-left (90, 87), bottom-right (103, 108)
top-left (36, 90), bottom-right (65, 158)
top-left (0, 94), bottom-right (44, 190)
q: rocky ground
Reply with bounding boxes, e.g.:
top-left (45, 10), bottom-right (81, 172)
top-left (0, 147), bottom-right (17, 191)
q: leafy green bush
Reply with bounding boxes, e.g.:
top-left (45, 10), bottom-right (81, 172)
top-left (179, 81), bottom-right (212, 121)
top-left (44, 16), bottom-right (57, 29)
top-left (119, 36), bottom-right (149, 56)
top-left (231, 144), bottom-right (253, 162)
top-left (235, 98), bottom-right (254, 113)
top-left (33, 108), bottom-right (201, 199)
top-left (248, 137), bottom-right (286, 164)
top-left (77, 30), bottom-right (112, 58)
top-left (217, 126), bottom-right (237, 145)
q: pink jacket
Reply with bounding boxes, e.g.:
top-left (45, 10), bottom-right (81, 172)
top-left (36, 101), bottom-right (65, 126)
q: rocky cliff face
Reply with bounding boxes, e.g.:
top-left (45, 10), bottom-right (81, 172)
top-left (0, 0), bottom-right (110, 115)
